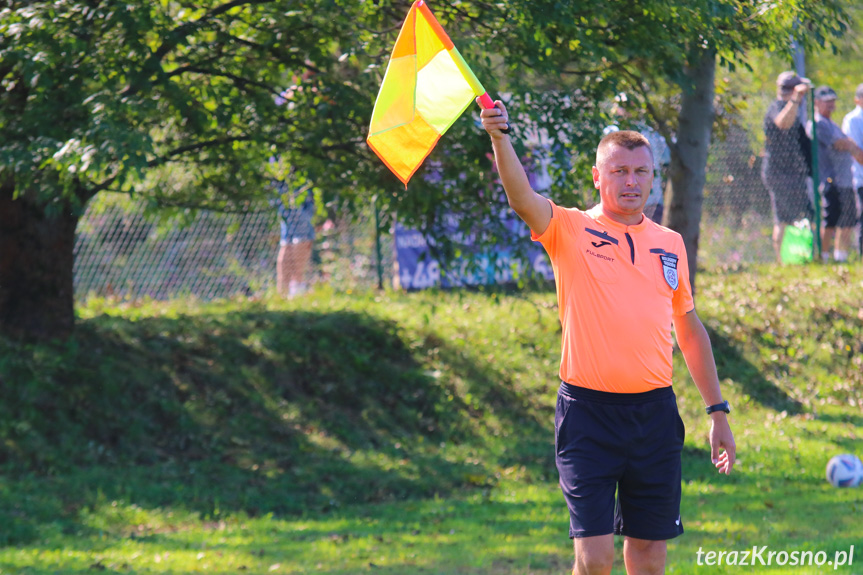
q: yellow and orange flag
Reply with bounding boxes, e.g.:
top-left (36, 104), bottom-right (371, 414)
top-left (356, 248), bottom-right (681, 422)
top-left (367, 0), bottom-right (496, 185)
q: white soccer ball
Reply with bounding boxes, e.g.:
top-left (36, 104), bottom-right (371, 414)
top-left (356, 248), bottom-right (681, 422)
top-left (826, 454), bottom-right (863, 488)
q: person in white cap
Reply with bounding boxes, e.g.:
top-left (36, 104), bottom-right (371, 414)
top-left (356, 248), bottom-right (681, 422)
top-left (813, 85), bottom-right (863, 262)
top-left (761, 71), bottom-right (813, 263)
top-left (841, 83), bottom-right (863, 256)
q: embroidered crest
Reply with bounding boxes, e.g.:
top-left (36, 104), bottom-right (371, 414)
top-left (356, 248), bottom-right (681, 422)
top-left (659, 253), bottom-right (679, 290)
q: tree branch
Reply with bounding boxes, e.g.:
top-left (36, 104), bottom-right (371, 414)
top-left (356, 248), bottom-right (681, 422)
top-left (620, 65), bottom-right (677, 155)
top-left (166, 65), bottom-right (282, 96)
top-left (148, 136), bottom-right (255, 168)
top-left (559, 56), bottom-right (636, 77)
top-left (121, 0), bottom-right (274, 97)
top-left (152, 0), bottom-right (273, 62)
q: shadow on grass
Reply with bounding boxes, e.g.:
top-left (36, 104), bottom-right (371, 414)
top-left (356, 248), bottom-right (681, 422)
top-left (0, 308), bottom-right (550, 546)
top-left (706, 326), bottom-right (803, 415)
top-left (814, 411), bottom-right (863, 427)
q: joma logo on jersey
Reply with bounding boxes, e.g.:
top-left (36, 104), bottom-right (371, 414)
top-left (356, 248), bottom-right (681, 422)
top-left (585, 228), bottom-right (618, 257)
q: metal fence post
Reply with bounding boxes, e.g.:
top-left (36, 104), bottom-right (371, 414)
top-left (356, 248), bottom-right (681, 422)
top-left (373, 195), bottom-right (384, 290)
top-left (810, 95), bottom-right (822, 260)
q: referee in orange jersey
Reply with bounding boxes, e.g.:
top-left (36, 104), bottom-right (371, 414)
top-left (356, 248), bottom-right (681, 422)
top-left (478, 98), bottom-right (736, 575)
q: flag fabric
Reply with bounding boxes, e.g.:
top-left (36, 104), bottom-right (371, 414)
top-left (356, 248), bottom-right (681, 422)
top-left (367, 0), bottom-right (491, 185)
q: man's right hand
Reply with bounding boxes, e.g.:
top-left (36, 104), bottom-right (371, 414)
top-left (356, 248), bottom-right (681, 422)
top-left (477, 98), bottom-right (510, 140)
top-left (792, 81), bottom-right (810, 101)
top-left (833, 138), bottom-right (863, 163)
top-left (834, 137), bottom-right (854, 151)
top-left (474, 97), bottom-right (551, 235)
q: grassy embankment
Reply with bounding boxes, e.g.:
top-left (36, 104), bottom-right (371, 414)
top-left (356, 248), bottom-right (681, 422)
top-left (0, 264), bottom-right (861, 574)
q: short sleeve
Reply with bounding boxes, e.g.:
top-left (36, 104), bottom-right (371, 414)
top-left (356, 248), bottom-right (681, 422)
top-left (844, 114), bottom-right (863, 147)
top-left (817, 118), bottom-right (838, 147)
top-left (672, 238), bottom-right (695, 316)
top-left (530, 199), bottom-right (579, 262)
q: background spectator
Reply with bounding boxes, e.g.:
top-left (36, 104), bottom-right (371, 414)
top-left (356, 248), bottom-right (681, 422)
top-left (276, 180), bottom-right (315, 297)
top-left (761, 71), bottom-right (812, 264)
top-left (813, 85), bottom-right (863, 262)
top-left (841, 83), bottom-right (863, 256)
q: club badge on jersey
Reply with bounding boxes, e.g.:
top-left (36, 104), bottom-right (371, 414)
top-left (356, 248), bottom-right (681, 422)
top-left (660, 253), bottom-right (679, 290)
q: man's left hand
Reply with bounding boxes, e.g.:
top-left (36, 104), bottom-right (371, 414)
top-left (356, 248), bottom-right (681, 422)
top-left (710, 414), bottom-right (736, 475)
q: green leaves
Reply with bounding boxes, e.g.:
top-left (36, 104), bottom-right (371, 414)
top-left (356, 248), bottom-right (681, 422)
top-left (1, 1), bottom-right (360, 209)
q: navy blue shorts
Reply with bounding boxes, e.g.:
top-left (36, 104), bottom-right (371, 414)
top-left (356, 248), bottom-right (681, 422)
top-left (555, 382), bottom-right (685, 540)
top-left (821, 184), bottom-right (857, 228)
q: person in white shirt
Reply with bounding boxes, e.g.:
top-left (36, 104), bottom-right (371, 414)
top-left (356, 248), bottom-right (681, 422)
top-left (841, 83), bottom-right (863, 256)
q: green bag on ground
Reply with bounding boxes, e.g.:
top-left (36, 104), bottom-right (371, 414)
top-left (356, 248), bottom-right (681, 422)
top-left (780, 220), bottom-right (813, 264)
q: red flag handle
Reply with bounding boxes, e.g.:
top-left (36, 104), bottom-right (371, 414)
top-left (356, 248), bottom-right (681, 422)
top-left (477, 92), bottom-right (510, 134)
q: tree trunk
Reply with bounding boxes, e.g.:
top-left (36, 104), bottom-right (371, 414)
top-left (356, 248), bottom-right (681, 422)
top-left (0, 184), bottom-right (79, 340)
top-left (663, 49), bottom-right (716, 294)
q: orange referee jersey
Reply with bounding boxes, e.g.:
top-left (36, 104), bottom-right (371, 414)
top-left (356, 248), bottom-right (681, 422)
top-left (532, 201), bottom-right (694, 393)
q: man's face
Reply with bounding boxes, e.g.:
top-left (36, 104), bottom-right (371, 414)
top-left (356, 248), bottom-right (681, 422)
top-left (592, 144), bottom-right (654, 219)
top-left (816, 98), bottom-right (836, 118)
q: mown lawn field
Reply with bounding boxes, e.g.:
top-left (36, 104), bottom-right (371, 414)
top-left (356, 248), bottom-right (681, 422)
top-left (1, 264), bottom-right (861, 574)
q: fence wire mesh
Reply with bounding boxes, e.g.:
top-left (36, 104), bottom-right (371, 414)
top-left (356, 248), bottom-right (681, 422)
top-left (73, 201), bottom-right (393, 301)
top-left (701, 119), bottom-right (783, 268)
top-left (72, 95), bottom-right (862, 302)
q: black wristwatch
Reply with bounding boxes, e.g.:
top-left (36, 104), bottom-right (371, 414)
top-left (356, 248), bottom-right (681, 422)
top-left (705, 401), bottom-right (730, 415)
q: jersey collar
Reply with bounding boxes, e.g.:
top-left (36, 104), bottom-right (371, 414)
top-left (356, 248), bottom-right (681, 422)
top-left (587, 204), bottom-right (650, 234)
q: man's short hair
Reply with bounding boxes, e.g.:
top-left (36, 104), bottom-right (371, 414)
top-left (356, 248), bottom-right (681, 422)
top-left (596, 130), bottom-right (653, 167)
top-left (855, 83), bottom-right (863, 100)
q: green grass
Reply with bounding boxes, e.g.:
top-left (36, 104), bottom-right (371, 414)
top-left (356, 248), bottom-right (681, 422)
top-left (0, 263), bottom-right (861, 574)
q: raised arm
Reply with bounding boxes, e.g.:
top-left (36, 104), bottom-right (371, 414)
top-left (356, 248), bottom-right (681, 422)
top-left (773, 83), bottom-right (809, 130)
top-left (673, 309), bottom-right (736, 475)
top-left (477, 98), bottom-right (552, 235)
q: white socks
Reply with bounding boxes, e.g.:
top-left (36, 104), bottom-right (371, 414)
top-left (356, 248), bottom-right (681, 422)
top-left (288, 281), bottom-right (307, 297)
top-left (824, 250), bottom-right (850, 263)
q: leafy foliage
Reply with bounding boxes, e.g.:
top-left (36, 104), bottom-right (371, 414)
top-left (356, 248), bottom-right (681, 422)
top-left (0, 0), bottom-right (368, 210)
top-left (0, 0), bottom-right (856, 339)
top-left (0, 0), bottom-right (853, 220)
top-left (488, 0), bottom-right (849, 141)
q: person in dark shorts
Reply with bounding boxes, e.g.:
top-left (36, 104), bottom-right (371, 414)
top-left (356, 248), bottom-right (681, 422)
top-left (762, 71), bottom-right (813, 263)
top-left (814, 85), bottom-right (863, 262)
top-left (275, 180), bottom-right (315, 297)
top-left (479, 99), bottom-right (736, 575)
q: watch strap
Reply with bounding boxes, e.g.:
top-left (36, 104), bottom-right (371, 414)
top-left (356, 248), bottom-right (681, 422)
top-left (705, 401), bottom-right (730, 415)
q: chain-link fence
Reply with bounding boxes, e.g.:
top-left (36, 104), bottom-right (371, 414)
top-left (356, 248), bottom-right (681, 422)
top-left (701, 119), bottom-right (781, 268)
top-left (73, 200), bottom-right (393, 301)
top-left (72, 92), bottom-right (861, 302)
top-left (704, 90), bottom-right (862, 267)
